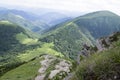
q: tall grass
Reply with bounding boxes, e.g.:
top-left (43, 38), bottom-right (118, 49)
top-left (71, 43), bottom-right (120, 80)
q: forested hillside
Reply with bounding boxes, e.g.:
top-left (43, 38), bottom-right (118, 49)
top-left (39, 11), bottom-right (120, 59)
top-left (0, 20), bottom-right (64, 78)
top-left (0, 20), bottom-right (40, 76)
top-left (1, 10), bottom-right (120, 80)
top-left (74, 11), bottom-right (120, 38)
top-left (0, 20), bottom-right (27, 52)
top-left (39, 22), bottom-right (95, 59)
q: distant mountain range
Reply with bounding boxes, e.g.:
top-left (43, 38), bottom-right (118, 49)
top-left (39, 12), bottom-right (72, 26)
top-left (0, 8), bottom-right (71, 33)
top-left (1, 9), bottom-right (120, 59)
top-left (1, 8), bottom-right (120, 80)
top-left (40, 10), bottom-right (120, 59)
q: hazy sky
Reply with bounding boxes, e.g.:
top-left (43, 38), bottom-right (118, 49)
top-left (0, 0), bottom-right (120, 15)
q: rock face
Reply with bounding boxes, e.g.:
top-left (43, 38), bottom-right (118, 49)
top-left (81, 44), bottom-right (91, 57)
top-left (96, 32), bottom-right (120, 51)
top-left (78, 32), bottom-right (120, 61)
top-left (77, 43), bottom-right (96, 64)
top-left (80, 43), bottom-right (96, 57)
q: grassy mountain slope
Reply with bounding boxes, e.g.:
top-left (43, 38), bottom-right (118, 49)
top-left (0, 20), bottom-right (40, 52)
top-left (0, 21), bottom-right (64, 77)
top-left (0, 20), bottom-right (28, 52)
top-left (40, 11), bottom-right (120, 59)
top-left (0, 54), bottom-right (67, 80)
top-left (1, 10), bottom-right (120, 80)
top-left (74, 11), bottom-right (120, 38)
top-left (39, 22), bottom-right (95, 59)
top-left (0, 21), bottom-right (64, 79)
top-left (0, 57), bottom-right (42, 80)
top-left (0, 20), bottom-right (37, 76)
top-left (0, 20), bottom-right (41, 61)
top-left (71, 34), bottom-right (120, 80)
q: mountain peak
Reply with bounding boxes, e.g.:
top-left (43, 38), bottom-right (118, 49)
top-left (81, 10), bottom-right (118, 19)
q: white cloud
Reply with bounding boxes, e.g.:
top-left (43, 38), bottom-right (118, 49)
top-left (0, 0), bottom-right (120, 15)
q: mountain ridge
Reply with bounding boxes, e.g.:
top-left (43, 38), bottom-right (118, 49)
top-left (1, 10), bottom-right (120, 80)
top-left (39, 10), bottom-right (120, 59)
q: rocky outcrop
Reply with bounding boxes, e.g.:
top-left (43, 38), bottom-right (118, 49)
top-left (80, 43), bottom-right (97, 57)
top-left (49, 60), bottom-right (71, 79)
top-left (96, 32), bottom-right (120, 51)
top-left (35, 55), bottom-right (55, 80)
top-left (78, 32), bottom-right (120, 62)
top-left (35, 55), bottom-right (72, 80)
top-left (77, 43), bottom-right (97, 64)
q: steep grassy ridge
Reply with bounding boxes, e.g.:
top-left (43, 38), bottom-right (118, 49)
top-left (71, 36), bottom-right (120, 80)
